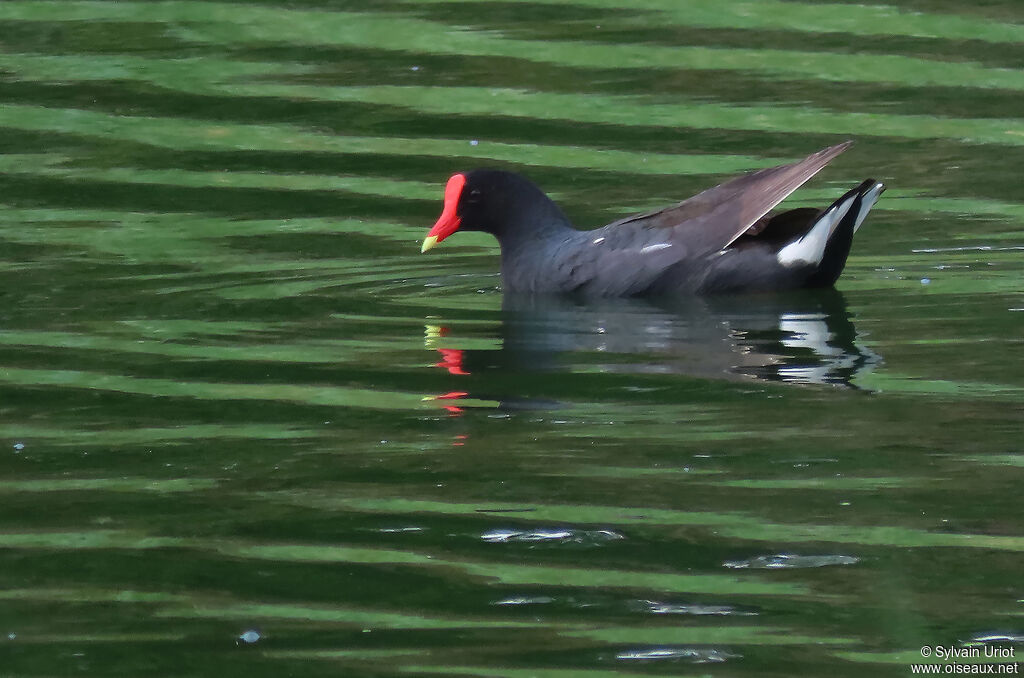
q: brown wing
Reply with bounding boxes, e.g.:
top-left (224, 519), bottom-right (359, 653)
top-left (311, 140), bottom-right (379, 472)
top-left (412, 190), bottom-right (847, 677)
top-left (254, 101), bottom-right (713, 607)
top-left (603, 142), bottom-right (853, 256)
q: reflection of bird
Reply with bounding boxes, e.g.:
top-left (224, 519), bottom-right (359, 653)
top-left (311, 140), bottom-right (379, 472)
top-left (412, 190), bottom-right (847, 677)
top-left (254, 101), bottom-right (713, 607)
top-left (421, 291), bottom-right (880, 425)
top-left (496, 291), bottom-right (879, 387)
top-left (422, 143), bottom-right (884, 296)
top-left (423, 325), bottom-right (470, 414)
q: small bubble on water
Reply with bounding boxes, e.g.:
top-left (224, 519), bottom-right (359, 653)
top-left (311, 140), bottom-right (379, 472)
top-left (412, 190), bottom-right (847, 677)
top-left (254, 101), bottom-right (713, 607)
top-left (12, 442), bottom-right (24, 451)
top-left (237, 630), bottom-right (261, 644)
top-left (921, 278), bottom-right (931, 285)
top-left (410, 65), bottom-right (420, 71)
top-left (7, 632), bottom-right (15, 640)
top-left (469, 139), bottom-right (479, 146)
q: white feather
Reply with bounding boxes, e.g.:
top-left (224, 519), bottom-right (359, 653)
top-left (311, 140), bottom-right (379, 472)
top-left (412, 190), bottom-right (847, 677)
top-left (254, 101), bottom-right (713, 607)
top-left (777, 198), bottom-right (855, 267)
top-left (853, 182), bottom-right (884, 234)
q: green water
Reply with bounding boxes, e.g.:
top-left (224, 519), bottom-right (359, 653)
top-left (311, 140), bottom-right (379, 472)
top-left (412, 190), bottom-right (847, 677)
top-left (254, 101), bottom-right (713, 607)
top-left (0, 1), bottom-right (1021, 676)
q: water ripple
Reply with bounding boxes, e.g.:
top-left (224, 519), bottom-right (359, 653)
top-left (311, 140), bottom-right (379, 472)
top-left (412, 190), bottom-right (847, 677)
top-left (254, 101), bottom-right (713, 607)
top-left (723, 554), bottom-right (861, 569)
top-left (481, 527), bottom-right (625, 545)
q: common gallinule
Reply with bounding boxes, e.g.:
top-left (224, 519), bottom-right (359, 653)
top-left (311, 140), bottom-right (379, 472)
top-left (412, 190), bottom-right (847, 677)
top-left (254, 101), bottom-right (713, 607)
top-left (421, 142), bottom-right (883, 295)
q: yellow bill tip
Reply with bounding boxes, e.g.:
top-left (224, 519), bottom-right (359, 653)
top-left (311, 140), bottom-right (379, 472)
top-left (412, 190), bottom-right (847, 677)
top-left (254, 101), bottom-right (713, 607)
top-left (421, 235), bottom-right (439, 253)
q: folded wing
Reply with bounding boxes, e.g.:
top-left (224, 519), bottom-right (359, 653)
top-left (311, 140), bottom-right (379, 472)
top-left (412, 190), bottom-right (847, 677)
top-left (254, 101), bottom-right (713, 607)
top-left (603, 142), bottom-right (853, 256)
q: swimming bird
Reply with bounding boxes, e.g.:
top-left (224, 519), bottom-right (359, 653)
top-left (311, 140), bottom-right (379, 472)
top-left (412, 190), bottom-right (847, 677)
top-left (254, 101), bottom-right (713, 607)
top-left (421, 142), bottom-right (884, 296)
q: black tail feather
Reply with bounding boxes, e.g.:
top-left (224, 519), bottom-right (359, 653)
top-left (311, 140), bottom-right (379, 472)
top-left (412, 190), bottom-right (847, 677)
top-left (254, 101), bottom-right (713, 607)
top-left (805, 179), bottom-right (879, 288)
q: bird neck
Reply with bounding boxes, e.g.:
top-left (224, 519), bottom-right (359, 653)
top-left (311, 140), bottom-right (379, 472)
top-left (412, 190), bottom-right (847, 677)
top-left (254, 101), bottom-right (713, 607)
top-left (491, 190), bottom-right (575, 255)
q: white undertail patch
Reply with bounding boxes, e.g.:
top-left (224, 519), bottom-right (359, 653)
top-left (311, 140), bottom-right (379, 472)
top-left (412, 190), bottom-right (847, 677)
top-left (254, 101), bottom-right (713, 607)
top-left (853, 182), bottom-right (885, 234)
top-left (777, 196), bottom-right (856, 268)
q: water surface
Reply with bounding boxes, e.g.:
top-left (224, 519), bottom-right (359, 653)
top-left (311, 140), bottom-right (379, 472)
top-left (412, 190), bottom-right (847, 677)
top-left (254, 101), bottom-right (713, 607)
top-left (0, 1), bottom-right (1021, 676)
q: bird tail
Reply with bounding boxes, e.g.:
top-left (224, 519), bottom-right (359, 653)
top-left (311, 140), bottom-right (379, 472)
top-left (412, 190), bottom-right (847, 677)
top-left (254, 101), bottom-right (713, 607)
top-left (801, 180), bottom-right (885, 288)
